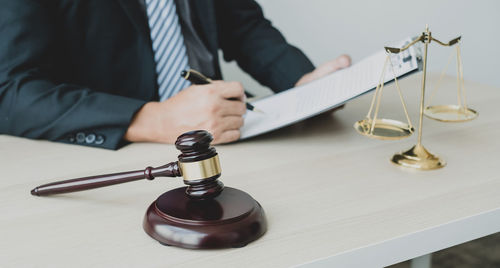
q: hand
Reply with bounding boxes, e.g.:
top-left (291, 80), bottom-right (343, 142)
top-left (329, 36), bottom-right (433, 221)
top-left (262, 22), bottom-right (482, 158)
top-left (124, 81), bottom-right (246, 144)
top-left (295, 55), bottom-right (351, 86)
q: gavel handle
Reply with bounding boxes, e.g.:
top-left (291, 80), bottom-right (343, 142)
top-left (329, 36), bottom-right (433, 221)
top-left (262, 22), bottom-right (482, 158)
top-left (31, 161), bottom-right (181, 196)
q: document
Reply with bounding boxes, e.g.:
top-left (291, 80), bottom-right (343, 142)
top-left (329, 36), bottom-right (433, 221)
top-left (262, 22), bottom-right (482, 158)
top-left (240, 38), bottom-right (420, 139)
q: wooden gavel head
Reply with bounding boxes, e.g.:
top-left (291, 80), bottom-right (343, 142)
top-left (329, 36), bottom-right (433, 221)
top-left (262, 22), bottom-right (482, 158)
top-left (174, 130), bottom-right (224, 199)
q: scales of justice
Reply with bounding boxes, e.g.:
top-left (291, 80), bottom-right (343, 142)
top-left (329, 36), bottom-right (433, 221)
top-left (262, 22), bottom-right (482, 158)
top-left (354, 25), bottom-right (478, 170)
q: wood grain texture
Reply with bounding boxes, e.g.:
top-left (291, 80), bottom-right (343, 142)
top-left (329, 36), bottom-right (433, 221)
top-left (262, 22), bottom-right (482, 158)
top-left (143, 187), bottom-right (267, 249)
top-left (30, 162), bottom-right (180, 196)
top-left (0, 74), bottom-right (499, 267)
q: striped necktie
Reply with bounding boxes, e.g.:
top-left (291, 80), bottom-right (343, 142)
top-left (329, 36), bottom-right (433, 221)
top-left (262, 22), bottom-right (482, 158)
top-left (146, 0), bottom-right (191, 101)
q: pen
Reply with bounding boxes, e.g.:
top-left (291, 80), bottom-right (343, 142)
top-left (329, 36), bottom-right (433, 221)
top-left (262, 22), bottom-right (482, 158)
top-left (180, 69), bottom-right (263, 113)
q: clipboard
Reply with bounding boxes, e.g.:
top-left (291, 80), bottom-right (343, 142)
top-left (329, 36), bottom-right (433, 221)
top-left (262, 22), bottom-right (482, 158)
top-left (240, 37), bottom-right (422, 140)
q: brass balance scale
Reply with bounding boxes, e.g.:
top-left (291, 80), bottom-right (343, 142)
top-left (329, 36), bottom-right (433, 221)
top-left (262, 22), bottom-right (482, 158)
top-left (354, 25), bottom-right (478, 170)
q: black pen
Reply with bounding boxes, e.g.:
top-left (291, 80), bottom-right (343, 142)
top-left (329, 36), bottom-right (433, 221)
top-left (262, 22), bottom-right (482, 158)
top-left (180, 69), bottom-right (264, 113)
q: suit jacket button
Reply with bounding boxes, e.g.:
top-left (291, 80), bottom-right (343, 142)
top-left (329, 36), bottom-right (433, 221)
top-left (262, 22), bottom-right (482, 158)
top-left (85, 133), bottom-right (96, 144)
top-left (76, 132), bottom-right (86, 143)
top-left (95, 135), bottom-right (105, 145)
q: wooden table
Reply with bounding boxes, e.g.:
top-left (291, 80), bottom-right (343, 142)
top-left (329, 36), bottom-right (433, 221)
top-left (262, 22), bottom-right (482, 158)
top-left (1, 74), bottom-right (499, 267)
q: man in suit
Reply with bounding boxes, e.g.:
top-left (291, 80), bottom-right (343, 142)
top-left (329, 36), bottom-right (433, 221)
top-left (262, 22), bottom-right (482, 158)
top-left (0, 0), bottom-right (350, 150)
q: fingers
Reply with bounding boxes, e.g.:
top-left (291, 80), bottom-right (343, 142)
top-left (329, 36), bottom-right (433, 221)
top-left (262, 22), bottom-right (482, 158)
top-left (220, 115), bottom-right (244, 130)
top-left (332, 54), bottom-right (352, 70)
top-left (200, 81), bottom-right (246, 116)
top-left (174, 81), bottom-right (245, 144)
top-left (207, 116), bottom-right (243, 144)
top-left (295, 54), bottom-right (352, 86)
top-left (316, 54), bottom-right (352, 77)
top-left (212, 129), bottom-right (241, 144)
top-left (215, 98), bottom-right (245, 116)
top-left (212, 81), bottom-right (245, 100)
top-left (147, 82), bottom-right (246, 145)
top-left (206, 115), bottom-right (243, 137)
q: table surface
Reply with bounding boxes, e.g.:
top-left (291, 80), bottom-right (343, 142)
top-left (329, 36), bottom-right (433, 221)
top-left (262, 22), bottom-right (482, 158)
top-left (1, 74), bottom-right (499, 268)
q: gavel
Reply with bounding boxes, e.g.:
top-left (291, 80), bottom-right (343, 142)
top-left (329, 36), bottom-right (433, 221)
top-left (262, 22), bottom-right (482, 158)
top-left (31, 130), bottom-right (267, 249)
top-left (31, 130), bottom-right (223, 199)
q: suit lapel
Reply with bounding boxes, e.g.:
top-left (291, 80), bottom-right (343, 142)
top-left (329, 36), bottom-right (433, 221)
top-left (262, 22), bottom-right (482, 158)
top-left (116, 0), bottom-right (157, 98)
top-left (116, 0), bottom-right (151, 44)
top-left (190, 0), bottom-right (218, 52)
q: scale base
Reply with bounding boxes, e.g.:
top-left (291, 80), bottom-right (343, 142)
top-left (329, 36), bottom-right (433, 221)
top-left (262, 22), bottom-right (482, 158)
top-left (143, 187), bottom-right (267, 249)
top-left (391, 144), bottom-right (446, 170)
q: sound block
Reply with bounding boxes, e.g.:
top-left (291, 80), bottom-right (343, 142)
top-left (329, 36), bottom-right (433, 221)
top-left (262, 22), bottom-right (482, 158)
top-left (143, 187), bottom-right (267, 249)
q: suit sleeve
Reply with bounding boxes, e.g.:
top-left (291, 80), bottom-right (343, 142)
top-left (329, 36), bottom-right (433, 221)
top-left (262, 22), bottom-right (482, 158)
top-left (214, 0), bottom-right (315, 92)
top-left (0, 1), bottom-right (146, 150)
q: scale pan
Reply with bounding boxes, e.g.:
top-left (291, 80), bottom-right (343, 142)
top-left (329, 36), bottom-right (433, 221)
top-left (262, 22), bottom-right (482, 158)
top-left (424, 105), bottom-right (477, 122)
top-left (354, 118), bottom-right (414, 140)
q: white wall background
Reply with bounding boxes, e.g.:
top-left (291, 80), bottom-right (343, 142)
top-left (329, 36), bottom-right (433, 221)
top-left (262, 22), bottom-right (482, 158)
top-left (219, 0), bottom-right (500, 96)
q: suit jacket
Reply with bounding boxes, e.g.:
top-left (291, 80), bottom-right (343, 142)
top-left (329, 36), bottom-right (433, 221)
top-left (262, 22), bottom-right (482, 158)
top-left (0, 0), bottom-right (315, 149)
